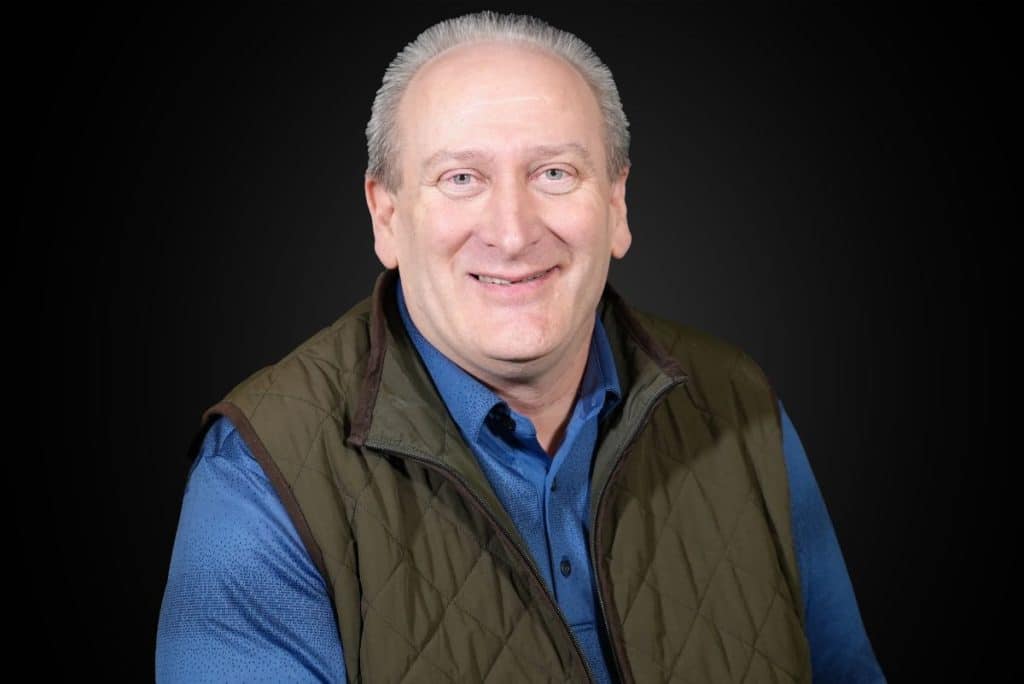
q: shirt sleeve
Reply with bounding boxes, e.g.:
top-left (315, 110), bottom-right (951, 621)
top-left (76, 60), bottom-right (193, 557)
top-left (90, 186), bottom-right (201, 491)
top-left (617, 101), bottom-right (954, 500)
top-left (156, 414), bottom-right (348, 683)
top-left (779, 398), bottom-right (887, 683)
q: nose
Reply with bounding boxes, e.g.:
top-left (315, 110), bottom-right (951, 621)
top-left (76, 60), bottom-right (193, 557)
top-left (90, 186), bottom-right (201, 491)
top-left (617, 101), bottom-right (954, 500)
top-left (477, 173), bottom-right (544, 255)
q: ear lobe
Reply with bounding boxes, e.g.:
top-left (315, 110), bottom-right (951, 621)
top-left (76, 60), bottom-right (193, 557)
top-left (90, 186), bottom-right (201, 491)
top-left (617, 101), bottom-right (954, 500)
top-left (609, 166), bottom-right (631, 259)
top-left (365, 174), bottom-right (399, 269)
top-left (611, 220), bottom-right (632, 259)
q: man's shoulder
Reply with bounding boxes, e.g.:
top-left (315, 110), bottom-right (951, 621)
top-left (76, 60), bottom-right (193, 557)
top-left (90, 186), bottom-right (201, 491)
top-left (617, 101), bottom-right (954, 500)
top-left (622, 302), bottom-right (753, 378)
top-left (211, 293), bottom-right (376, 426)
top-left (617, 300), bottom-right (778, 413)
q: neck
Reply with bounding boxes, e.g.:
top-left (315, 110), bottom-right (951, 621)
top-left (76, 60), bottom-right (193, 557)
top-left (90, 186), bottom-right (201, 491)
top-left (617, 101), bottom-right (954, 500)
top-left (394, 275), bottom-right (593, 455)
top-left (477, 328), bottom-right (592, 456)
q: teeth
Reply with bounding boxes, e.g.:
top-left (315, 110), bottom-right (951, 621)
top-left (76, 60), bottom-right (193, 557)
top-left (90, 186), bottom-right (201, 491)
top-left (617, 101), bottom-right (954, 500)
top-left (476, 268), bottom-right (550, 286)
top-left (478, 275), bottom-right (513, 285)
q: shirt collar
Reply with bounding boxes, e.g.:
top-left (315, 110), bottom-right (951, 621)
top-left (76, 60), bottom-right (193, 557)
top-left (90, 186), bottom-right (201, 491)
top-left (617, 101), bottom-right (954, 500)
top-left (395, 273), bottom-right (622, 446)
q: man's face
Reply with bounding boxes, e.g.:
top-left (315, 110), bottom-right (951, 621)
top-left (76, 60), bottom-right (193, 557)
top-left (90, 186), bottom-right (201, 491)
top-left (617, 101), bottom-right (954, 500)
top-left (366, 41), bottom-right (631, 385)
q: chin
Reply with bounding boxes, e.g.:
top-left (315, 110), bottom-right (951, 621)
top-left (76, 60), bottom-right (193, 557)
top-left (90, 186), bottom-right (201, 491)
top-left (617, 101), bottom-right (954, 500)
top-left (481, 342), bottom-right (548, 364)
top-left (473, 332), bottom-right (557, 366)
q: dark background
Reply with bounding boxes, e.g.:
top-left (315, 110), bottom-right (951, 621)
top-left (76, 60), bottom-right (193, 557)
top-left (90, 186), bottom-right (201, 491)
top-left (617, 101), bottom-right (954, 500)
top-left (16, 3), bottom-right (1010, 681)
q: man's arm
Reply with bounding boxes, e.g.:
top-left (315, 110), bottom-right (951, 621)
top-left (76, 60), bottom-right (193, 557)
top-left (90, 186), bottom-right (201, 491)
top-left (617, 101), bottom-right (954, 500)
top-left (156, 414), bottom-right (347, 683)
top-left (779, 398), bottom-right (887, 683)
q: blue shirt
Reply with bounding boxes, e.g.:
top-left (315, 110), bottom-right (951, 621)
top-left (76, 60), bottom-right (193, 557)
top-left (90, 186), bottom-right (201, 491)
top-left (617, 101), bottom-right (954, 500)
top-left (157, 282), bottom-right (886, 682)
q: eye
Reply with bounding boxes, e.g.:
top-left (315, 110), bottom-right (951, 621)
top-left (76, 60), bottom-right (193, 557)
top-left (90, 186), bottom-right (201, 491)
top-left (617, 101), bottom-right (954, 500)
top-left (442, 171), bottom-right (477, 187)
top-left (536, 166), bottom-right (577, 193)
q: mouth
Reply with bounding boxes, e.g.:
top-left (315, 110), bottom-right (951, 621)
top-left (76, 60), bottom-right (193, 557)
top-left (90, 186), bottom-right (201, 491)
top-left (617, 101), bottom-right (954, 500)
top-left (470, 266), bottom-right (557, 286)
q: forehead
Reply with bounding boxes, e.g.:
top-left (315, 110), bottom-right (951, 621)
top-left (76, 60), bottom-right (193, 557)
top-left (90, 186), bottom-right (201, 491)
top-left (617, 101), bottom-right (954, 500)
top-left (396, 41), bottom-right (605, 173)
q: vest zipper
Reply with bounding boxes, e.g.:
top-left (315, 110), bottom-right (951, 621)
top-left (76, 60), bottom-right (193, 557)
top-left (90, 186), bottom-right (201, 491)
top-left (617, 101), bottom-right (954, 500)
top-left (365, 443), bottom-right (598, 684)
top-left (590, 376), bottom-right (685, 684)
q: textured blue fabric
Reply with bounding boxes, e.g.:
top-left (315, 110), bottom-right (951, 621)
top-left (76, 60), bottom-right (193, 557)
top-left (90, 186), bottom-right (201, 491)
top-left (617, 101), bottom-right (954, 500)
top-left (155, 415), bottom-right (347, 683)
top-left (780, 401), bottom-right (887, 683)
top-left (157, 282), bottom-right (886, 683)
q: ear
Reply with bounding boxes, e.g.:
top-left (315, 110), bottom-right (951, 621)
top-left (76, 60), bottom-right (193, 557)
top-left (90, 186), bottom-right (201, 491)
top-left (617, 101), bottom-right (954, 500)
top-left (365, 174), bottom-right (400, 269)
top-left (609, 164), bottom-right (631, 259)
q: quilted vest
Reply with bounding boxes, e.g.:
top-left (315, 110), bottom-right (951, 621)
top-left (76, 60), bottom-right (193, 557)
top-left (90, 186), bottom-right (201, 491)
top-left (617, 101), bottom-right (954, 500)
top-left (191, 268), bottom-right (812, 683)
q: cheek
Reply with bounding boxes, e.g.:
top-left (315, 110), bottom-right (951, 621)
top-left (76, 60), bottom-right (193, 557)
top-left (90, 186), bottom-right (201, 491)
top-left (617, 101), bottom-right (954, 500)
top-left (543, 194), bottom-right (608, 244)
top-left (412, 202), bottom-right (474, 255)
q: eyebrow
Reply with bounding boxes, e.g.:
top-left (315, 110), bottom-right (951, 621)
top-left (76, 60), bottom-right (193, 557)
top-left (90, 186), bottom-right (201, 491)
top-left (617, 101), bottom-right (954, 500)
top-left (421, 142), bottom-right (596, 174)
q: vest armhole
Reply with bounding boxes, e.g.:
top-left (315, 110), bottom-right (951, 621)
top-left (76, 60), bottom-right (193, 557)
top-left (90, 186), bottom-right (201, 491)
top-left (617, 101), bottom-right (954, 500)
top-left (729, 350), bottom-right (809, 633)
top-left (201, 400), bottom-right (334, 588)
top-left (768, 381), bottom-right (783, 436)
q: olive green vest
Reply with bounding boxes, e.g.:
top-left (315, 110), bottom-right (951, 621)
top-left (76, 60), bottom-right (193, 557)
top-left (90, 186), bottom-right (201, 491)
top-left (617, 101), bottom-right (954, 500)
top-left (193, 269), bottom-right (812, 682)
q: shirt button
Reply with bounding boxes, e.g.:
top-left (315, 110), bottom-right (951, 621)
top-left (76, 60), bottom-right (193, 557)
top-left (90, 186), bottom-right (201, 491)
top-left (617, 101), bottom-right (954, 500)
top-left (560, 557), bottom-right (572, 577)
top-left (551, 479), bottom-right (558, 492)
top-left (486, 407), bottom-right (515, 433)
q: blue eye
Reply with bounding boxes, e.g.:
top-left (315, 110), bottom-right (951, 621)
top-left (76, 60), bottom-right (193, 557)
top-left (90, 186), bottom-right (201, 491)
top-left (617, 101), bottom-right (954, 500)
top-left (540, 167), bottom-right (573, 181)
top-left (449, 172), bottom-right (473, 185)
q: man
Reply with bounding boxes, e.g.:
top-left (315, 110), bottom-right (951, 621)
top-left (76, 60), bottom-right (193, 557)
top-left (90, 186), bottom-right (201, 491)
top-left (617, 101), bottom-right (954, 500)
top-left (157, 11), bottom-right (885, 683)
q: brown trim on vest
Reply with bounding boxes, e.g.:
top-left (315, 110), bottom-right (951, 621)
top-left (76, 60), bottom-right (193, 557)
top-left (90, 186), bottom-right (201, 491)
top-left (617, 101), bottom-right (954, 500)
top-left (348, 269), bottom-right (394, 447)
top-left (200, 400), bottom-right (333, 586)
top-left (768, 380), bottom-right (783, 436)
top-left (599, 280), bottom-right (688, 383)
top-left (593, 383), bottom-right (682, 684)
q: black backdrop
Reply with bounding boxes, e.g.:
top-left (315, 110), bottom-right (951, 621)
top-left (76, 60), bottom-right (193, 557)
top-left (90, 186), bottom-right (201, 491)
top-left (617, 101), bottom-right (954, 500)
top-left (16, 3), bottom-right (1010, 681)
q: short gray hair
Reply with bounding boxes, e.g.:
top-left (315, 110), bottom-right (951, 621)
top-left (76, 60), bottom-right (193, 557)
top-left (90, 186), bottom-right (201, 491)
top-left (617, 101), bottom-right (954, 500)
top-left (365, 10), bottom-right (631, 194)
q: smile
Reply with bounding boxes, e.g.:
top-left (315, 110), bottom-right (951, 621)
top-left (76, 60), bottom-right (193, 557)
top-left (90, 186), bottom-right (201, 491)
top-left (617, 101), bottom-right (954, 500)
top-left (471, 266), bottom-right (556, 285)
